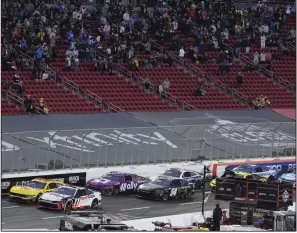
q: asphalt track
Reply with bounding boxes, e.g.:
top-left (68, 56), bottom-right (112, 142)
top-left (1, 192), bottom-right (230, 230)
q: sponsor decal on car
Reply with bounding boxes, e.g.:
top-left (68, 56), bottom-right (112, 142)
top-left (120, 182), bottom-right (137, 192)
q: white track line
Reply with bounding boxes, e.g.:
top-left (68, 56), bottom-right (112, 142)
top-left (179, 201), bottom-right (202, 206)
top-left (2, 206), bottom-right (20, 209)
top-left (204, 193), bottom-right (211, 203)
top-left (41, 216), bottom-right (64, 220)
top-left (115, 214), bottom-right (141, 219)
top-left (120, 207), bottom-right (150, 211)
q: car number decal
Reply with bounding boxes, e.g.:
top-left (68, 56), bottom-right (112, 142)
top-left (74, 198), bottom-right (80, 206)
top-left (64, 221), bottom-right (73, 231)
top-left (170, 188), bottom-right (177, 196)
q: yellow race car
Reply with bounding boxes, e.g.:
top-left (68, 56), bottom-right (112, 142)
top-left (9, 178), bottom-right (66, 203)
top-left (210, 171), bottom-right (267, 192)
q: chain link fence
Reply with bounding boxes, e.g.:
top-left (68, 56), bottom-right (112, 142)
top-left (2, 122), bottom-right (295, 173)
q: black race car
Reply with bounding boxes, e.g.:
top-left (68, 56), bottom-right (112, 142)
top-left (136, 176), bottom-right (195, 201)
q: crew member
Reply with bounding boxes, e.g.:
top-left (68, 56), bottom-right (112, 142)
top-left (267, 175), bottom-right (274, 183)
top-left (213, 204), bottom-right (223, 231)
top-left (224, 168), bottom-right (236, 178)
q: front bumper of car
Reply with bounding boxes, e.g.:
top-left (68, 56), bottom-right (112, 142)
top-left (136, 190), bottom-right (162, 200)
top-left (8, 192), bottom-right (37, 202)
top-left (38, 199), bottom-right (64, 210)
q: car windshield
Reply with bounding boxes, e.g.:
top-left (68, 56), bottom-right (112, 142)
top-left (101, 174), bottom-right (123, 182)
top-left (55, 187), bottom-right (76, 196)
top-left (24, 181), bottom-right (46, 189)
top-left (233, 166), bottom-right (253, 173)
top-left (151, 179), bottom-right (171, 187)
top-left (163, 169), bottom-right (181, 178)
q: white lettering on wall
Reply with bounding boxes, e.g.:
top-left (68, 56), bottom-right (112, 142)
top-left (2, 141), bottom-right (20, 151)
top-left (137, 132), bottom-right (178, 148)
top-left (2, 131), bottom-right (179, 153)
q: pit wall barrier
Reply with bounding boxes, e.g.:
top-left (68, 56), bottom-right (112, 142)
top-left (2, 157), bottom-right (295, 195)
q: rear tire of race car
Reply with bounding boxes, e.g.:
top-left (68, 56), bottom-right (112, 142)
top-left (161, 193), bottom-right (169, 201)
top-left (91, 199), bottom-right (98, 209)
top-left (112, 188), bottom-right (119, 195)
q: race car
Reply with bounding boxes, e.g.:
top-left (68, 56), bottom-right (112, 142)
top-left (150, 168), bottom-right (204, 189)
top-left (210, 172), bottom-right (267, 192)
top-left (9, 178), bottom-right (65, 203)
top-left (86, 171), bottom-right (149, 195)
top-left (136, 175), bottom-right (195, 201)
top-left (229, 164), bottom-right (278, 178)
top-left (279, 170), bottom-right (296, 188)
top-left (37, 186), bottom-right (102, 211)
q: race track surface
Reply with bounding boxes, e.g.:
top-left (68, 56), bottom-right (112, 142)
top-left (2, 192), bottom-right (230, 230)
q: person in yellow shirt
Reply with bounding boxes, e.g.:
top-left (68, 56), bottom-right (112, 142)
top-left (37, 30), bottom-right (45, 43)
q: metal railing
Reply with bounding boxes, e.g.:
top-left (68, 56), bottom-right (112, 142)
top-left (6, 91), bottom-right (43, 114)
top-left (116, 63), bottom-right (181, 109)
top-left (187, 64), bottom-right (249, 105)
top-left (2, 122), bottom-right (295, 173)
top-left (109, 103), bottom-right (125, 113)
top-left (239, 53), bottom-right (296, 93)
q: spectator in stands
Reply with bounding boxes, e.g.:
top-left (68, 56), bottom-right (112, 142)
top-left (144, 78), bottom-right (150, 93)
top-left (236, 72), bottom-right (243, 88)
top-left (39, 98), bottom-right (49, 114)
top-left (265, 50), bottom-right (272, 63)
top-left (253, 51), bottom-right (259, 67)
top-left (179, 47), bottom-right (185, 65)
top-left (42, 70), bottom-right (49, 80)
top-left (260, 34), bottom-right (267, 50)
top-left (16, 81), bottom-right (25, 98)
top-left (13, 71), bottom-right (21, 85)
top-left (162, 79), bottom-right (170, 93)
top-left (74, 56), bottom-right (80, 72)
top-left (260, 51), bottom-right (266, 64)
top-left (67, 30), bottom-right (75, 44)
top-left (24, 95), bottom-right (35, 113)
top-left (65, 55), bottom-right (71, 72)
top-left (195, 81), bottom-right (206, 96)
top-left (159, 84), bottom-right (164, 97)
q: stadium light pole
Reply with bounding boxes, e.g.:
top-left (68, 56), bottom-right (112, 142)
top-left (202, 165), bottom-right (206, 217)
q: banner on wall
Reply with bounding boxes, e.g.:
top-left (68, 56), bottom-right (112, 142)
top-left (1, 172), bottom-right (86, 195)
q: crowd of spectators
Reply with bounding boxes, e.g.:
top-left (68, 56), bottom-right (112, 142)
top-left (1, 0), bottom-right (295, 113)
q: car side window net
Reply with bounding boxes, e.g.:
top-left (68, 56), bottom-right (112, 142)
top-left (183, 172), bottom-right (192, 178)
top-left (125, 176), bottom-right (133, 182)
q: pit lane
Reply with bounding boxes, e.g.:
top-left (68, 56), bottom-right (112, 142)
top-left (1, 192), bottom-right (230, 230)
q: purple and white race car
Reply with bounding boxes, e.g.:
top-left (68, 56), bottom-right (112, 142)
top-left (86, 171), bottom-right (149, 195)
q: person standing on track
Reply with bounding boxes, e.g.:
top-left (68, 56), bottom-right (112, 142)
top-left (213, 204), bottom-right (223, 231)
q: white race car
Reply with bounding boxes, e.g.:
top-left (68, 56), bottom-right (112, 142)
top-left (37, 186), bottom-right (102, 211)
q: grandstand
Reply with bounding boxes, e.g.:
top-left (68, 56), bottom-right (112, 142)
top-left (1, 0), bottom-right (295, 115)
